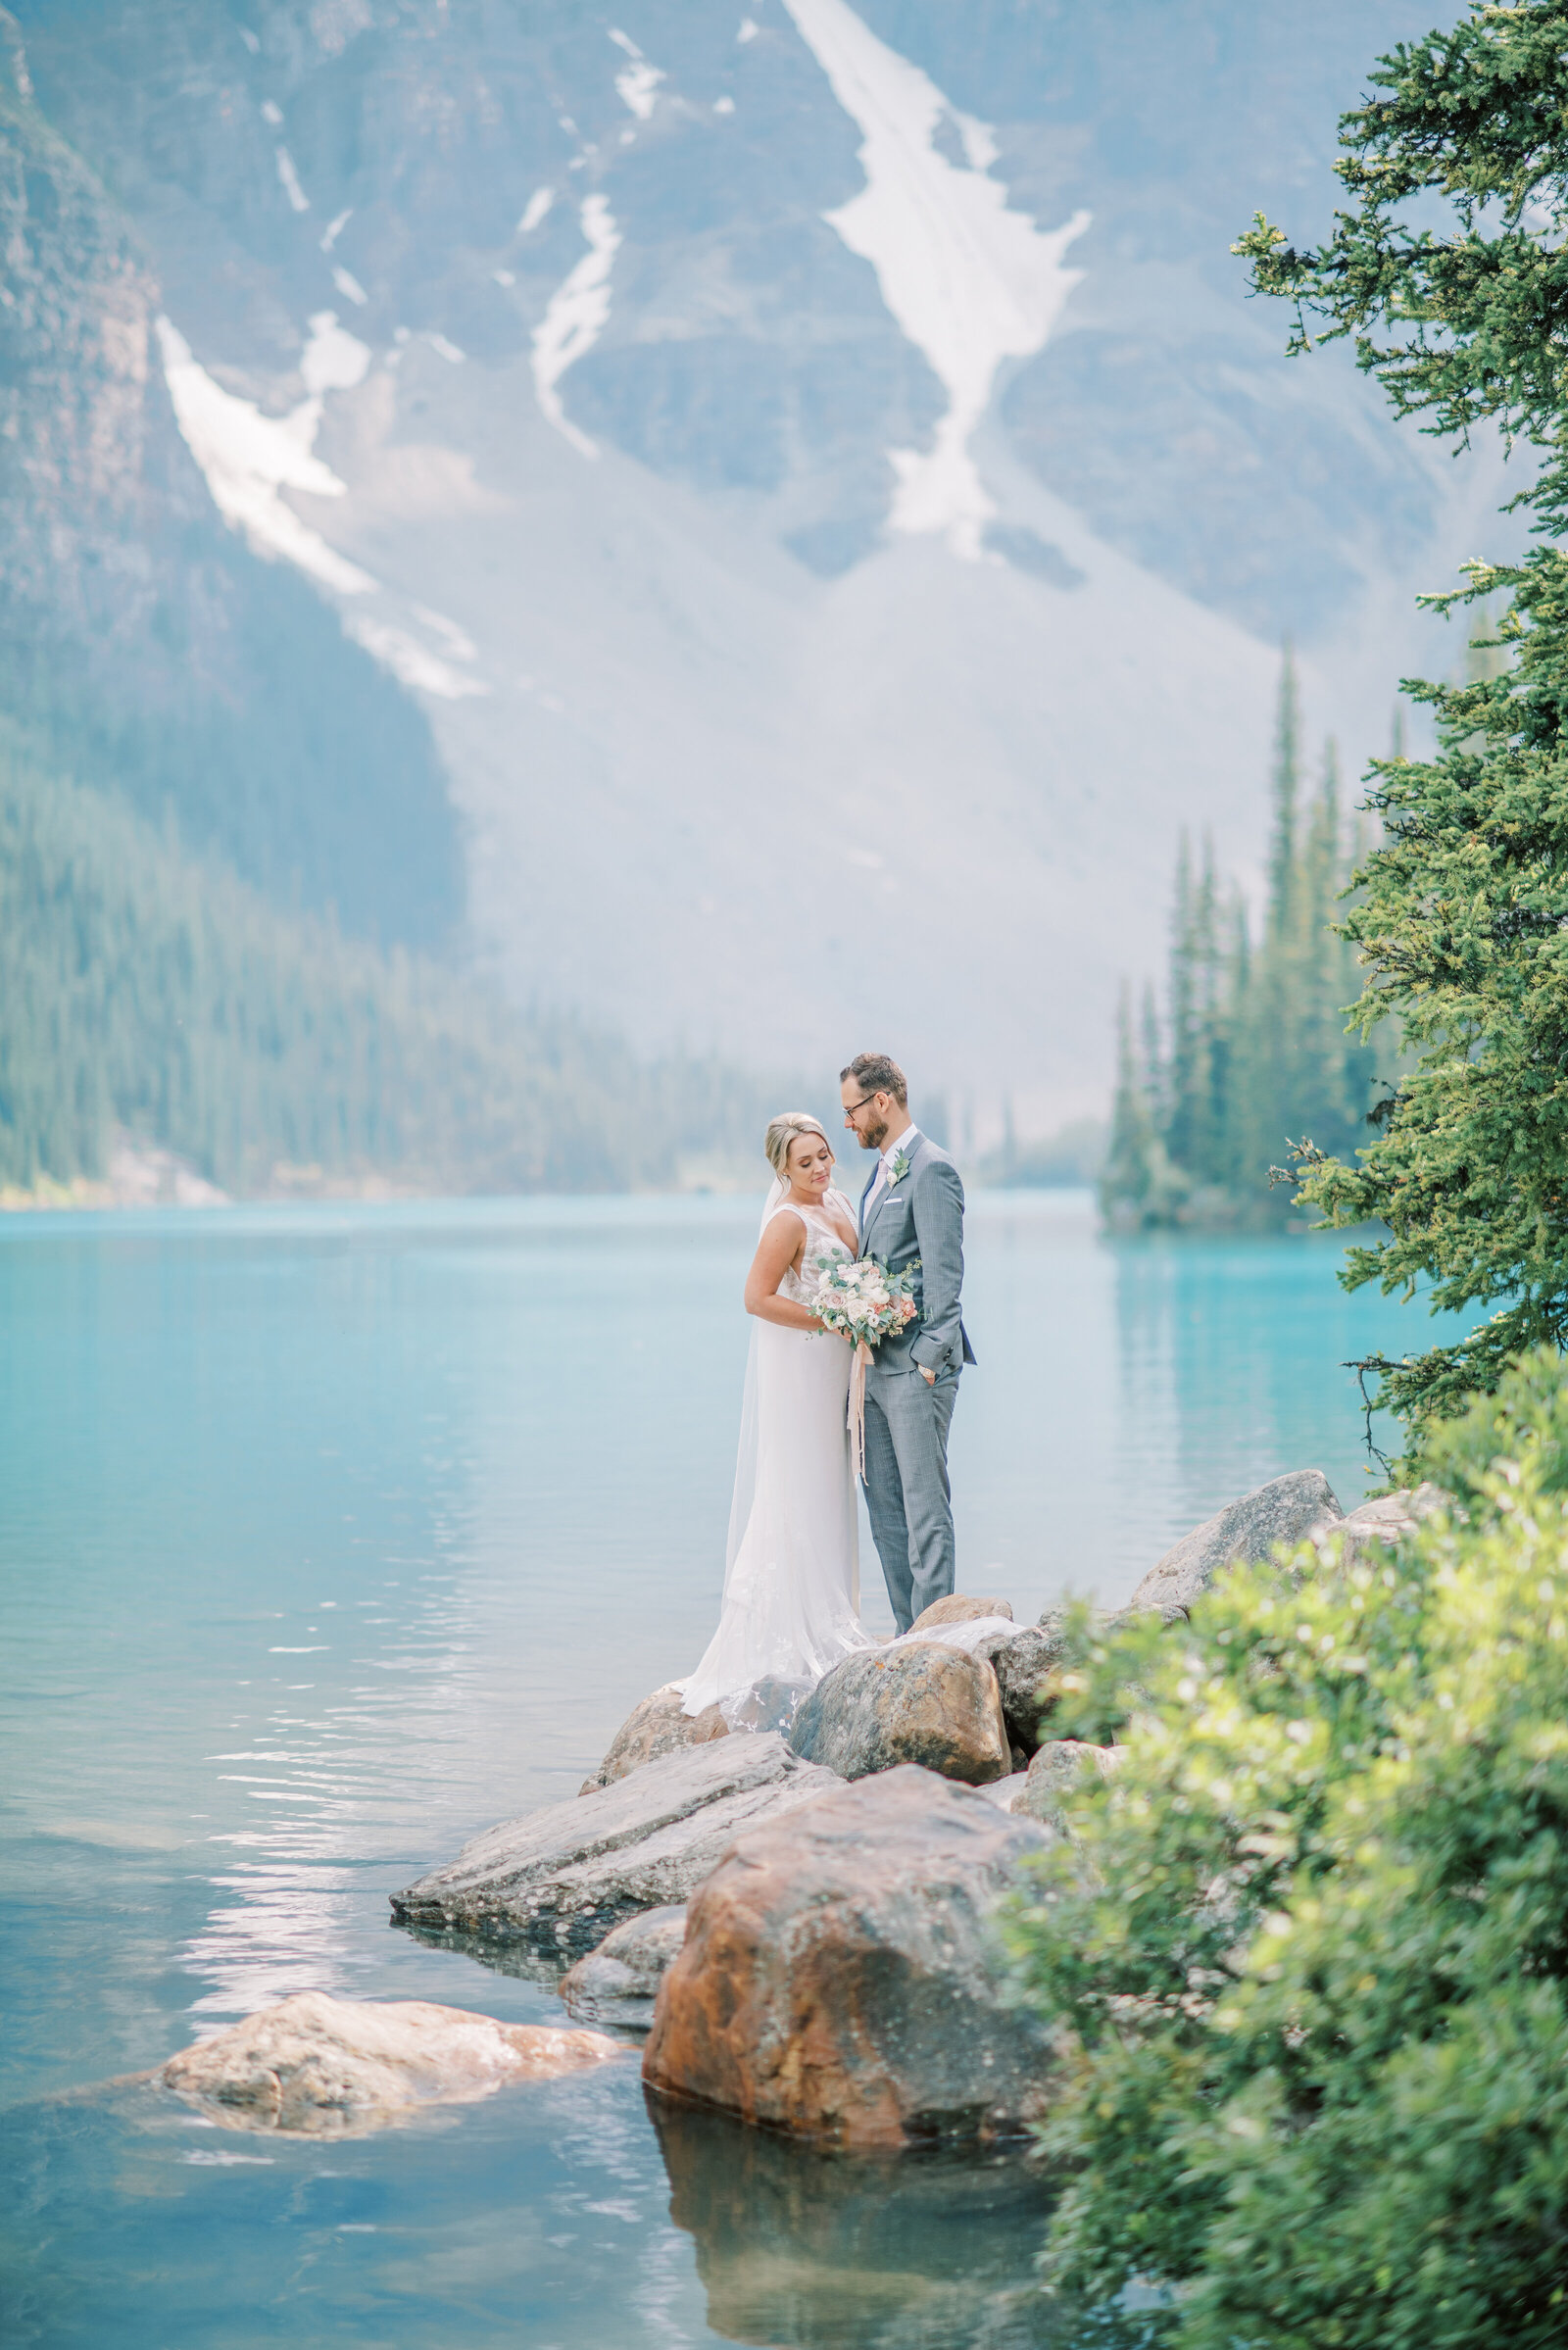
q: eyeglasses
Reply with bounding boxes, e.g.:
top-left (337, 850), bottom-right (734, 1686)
top-left (842, 1095), bottom-right (880, 1119)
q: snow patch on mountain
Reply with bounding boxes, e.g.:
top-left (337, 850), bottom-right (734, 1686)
top-left (274, 145), bottom-right (310, 213)
top-left (609, 28), bottom-right (665, 120)
top-left (784, 0), bottom-right (1089, 557)
top-left (345, 614), bottom-right (489, 701)
top-left (530, 196), bottom-right (622, 458)
top-left (300, 311), bottom-right (371, 395)
top-left (156, 315), bottom-right (374, 594)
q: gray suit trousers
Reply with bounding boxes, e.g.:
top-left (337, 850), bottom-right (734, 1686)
top-left (860, 1363), bottom-right (959, 1634)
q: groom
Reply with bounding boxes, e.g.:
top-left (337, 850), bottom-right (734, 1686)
top-left (841, 1052), bottom-right (975, 1635)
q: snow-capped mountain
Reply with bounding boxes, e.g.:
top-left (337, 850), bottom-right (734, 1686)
top-left (10, 0), bottom-right (1495, 1131)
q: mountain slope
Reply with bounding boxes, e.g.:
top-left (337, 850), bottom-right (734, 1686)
top-left (6, 0), bottom-right (1500, 1127)
top-left (0, 36), bottom-right (462, 949)
top-left (0, 720), bottom-right (774, 1195)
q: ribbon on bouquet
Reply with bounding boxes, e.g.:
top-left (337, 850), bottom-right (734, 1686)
top-left (848, 1338), bottom-right (873, 1478)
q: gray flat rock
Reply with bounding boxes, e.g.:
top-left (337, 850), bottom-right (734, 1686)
top-left (390, 1733), bottom-right (841, 1954)
top-left (1127, 1469), bottom-right (1343, 1617)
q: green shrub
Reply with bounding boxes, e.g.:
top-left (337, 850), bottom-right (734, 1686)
top-left (1004, 1348), bottom-right (1568, 2347)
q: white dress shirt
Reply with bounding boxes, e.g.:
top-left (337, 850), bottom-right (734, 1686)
top-left (863, 1126), bottom-right (920, 1224)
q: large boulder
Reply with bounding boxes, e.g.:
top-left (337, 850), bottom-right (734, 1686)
top-left (788, 1644), bottom-right (1009, 1785)
top-left (559, 1903), bottom-right (688, 2030)
top-left (580, 1684), bottom-right (728, 1794)
top-left (1011, 1739), bottom-right (1124, 1828)
top-left (390, 1733), bottom-right (842, 1955)
top-left (643, 1766), bottom-right (1055, 2148)
top-left (908, 1593), bottom-right (1013, 1632)
top-left (161, 1992), bottom-right (620, 2135)
top-left (1126, 1469), bottom-right (1343, 1618)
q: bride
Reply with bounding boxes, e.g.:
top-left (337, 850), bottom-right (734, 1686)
top-left (679, 1111), bottom-right (875, 1726)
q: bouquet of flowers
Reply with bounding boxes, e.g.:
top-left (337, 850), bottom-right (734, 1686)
top-left (810, 1252), bottom-right (920, 1349)
top-left (811, 1253), bottom-right (920, 1473)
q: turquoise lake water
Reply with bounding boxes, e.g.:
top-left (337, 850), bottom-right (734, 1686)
top-left (0, 1191), bottom-right (1461, 2346)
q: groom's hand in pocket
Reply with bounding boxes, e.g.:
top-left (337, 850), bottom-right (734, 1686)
top-left (919, 1367), bottom-right (936, 1386)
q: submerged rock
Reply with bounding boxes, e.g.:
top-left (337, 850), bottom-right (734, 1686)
top-left (788, 1644), bottom-right (1009, 1786)
top-left (580, 1684), bottom-right (728, 1794)
top-left (1126, 1469), bottom-right (1343, 1618)
top-left (643, 1765), bottom-right (1055, 2148)
top-left (389, 1733), bottom-right (842, 1954)
top-left (161, 1991), bottom-right (620, 2135)
top-left (1011, 1738), bottom-right (1124, 1828)
top-left (908, 1593), bottom-right (1013, 1631)
top-left (559, 1903), bottom-right (688, 2030)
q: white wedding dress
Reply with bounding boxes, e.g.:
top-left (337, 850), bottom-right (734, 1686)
top-left (679, 1183), bottom-right (874, 1727)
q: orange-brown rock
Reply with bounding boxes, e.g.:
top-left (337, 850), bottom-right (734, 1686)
top-left (580, 1684), bottom-right (728, 1793)
top-left (162, 1991), bottom-right (622, 2135)
top-left (908, 1593), bottom-right (1013, 1631)
top-left (787, 1643), bottom-right (1009, 1784)
top-left (643, 1766), bottom-right (1055, 2148)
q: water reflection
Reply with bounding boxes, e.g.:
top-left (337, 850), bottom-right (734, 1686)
top-left (395, 1919), bottom-right (572, 1994)
top-left (650, 2098), bottom-right (1071, 2349)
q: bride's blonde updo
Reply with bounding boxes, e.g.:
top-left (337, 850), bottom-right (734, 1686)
top-left (764, 1111), bottom-right (832, 1181)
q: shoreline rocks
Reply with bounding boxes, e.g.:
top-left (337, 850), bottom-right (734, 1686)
top-left (371, 1470), bottom-right (1446, 2159)
top-left (643, 1766), bottom-right (1055, 2148)
top-left (1332, 1483), bottom-right (1444, 1567)
top-left (390, 1733), bottom-right (842, 1955)
top-left (788, 1644), bottom-right (1009, 1785)
top-left (1125, 1468), bottom-right (1343, 1618)
top-left (162, 1992), bottom-right (621, 2134)
top-left (983, 1616), bottom-right (1071, 1758)
top-left (1011, 1738), bottom-right (1124, 1828)
top-left (580, 1684), bottom-right (728, 1795)
top-left (909, 1594), bottom-right (1013, 1631)
top-left (560, 1903), bottom-right (688, 2029)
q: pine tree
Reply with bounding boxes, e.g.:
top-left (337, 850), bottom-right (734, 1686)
top-left (1238, 0), bottom-right (1568, 1433)
top-left (1266, 645), bottom-right (1300, 942)
top-left (0, 728), bottom-right (780, 1198)
top-left (1099, 659), bottom-right (1384, 1230)
top-left (1100, 983), bottom-right (1186, 1230)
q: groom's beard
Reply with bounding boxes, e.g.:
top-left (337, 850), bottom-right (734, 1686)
top-left (859, 1114), bottom-right (889, 1151)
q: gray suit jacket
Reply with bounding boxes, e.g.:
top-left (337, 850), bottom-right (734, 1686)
top-left (858, 1131), bottom-right (976, 1377)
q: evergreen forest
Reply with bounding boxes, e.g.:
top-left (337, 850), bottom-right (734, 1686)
top-left (1101, 657), bottom-right (1385, 1229)
top-left (0, 725), bottom-right (772, 1199)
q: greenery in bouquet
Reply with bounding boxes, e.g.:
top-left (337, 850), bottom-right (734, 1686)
top-left (810, 1253), bottom-right (919, 1348)
top-left (1002, 1347), bottom-right (1568, 2349)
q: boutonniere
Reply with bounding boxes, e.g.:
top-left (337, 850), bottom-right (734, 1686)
top-left (886, 1149), bottom-right (911, 1188)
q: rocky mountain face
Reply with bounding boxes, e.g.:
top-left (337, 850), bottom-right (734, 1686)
top-left (0, 14), bottom-right (460, 947)
top-left (5, 0), bottom-right (1493, 1124)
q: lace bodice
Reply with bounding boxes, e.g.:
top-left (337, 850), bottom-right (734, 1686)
top-left (774, 1192), bottom-right (857, 1308)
